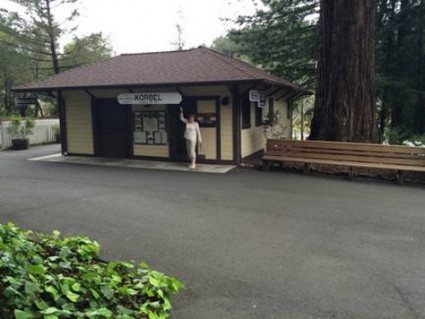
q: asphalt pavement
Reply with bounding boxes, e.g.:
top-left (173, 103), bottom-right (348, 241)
top-left (1, 145), bottom-right (424, 319)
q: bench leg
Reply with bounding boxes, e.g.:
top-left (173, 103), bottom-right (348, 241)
top-left (303, 163), bottom-right (312, 175)
top-left (396, 170), bottom-right (405, 185)
top-left (347, 167), bottom-right (355, 181)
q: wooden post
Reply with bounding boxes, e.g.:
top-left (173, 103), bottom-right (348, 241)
top-left (57, 90), bottom-right (68, 155)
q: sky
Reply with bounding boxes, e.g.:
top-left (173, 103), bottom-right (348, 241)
top-left (2, 0), bottom-right (259, 54)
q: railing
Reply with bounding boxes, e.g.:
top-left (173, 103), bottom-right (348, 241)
top-left (0, 118), bottom-right (60, 149)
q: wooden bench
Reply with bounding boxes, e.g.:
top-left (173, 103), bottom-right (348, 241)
top-left (262, 139), bottom-right (425, 183)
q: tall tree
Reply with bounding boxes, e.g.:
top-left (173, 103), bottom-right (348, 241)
top-left (61, 33), bottom-right (113, 70)
top-left (229, 0), bottom-right (319, 88)
top-left (0, 31), bottom-right (32, 114)
top-left (1, 0), bottom-right (79, 75)
top-left (377, 0), bottom-right (425, 143)
top-left (309, 0), bottom-right (377, 142)
top-left (210, 36), bottom-right (243, 57)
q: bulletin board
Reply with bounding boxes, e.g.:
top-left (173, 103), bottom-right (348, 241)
top-left (133, 111), bottom-right (167, 145)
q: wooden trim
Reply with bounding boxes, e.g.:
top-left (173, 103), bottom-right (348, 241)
top-left (215, 96), bottom-right (221, 161)
top-left (14, 80), bottom-right (268, 93)
top-left (239, 82), bottom-right (263, 96)
top-left (91, 98), bottom-right (100, 156)
top-left (67, 153), bottom-right (96, 157)
top-left (175, 86), bottom-right (186, 98)
top-left (276, 90), bottom-right (293, 101)
top-left (269, 98), bottom-right (275, 114)
top-left (230, 85), bottom-right (242, 164)
top-left (57, 91), bottom-right (68, 155)
top-left (288, 100), bottom-right (294, 137)
top-left (266, 87), bottom-right (282, 97)
top-left (127, 105), bottom-right (133, 158)
top-left (85, 90), bottom-right (96, 99)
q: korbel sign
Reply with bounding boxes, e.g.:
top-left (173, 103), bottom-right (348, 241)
top-left (117, 92), bottom-right (182, 105)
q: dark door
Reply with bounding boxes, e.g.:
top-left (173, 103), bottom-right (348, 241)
top-left (169, 98), bottom-right (197, 161)
top-left (96, 99), bottom-right (130, 158)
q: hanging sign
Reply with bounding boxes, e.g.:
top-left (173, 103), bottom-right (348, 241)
top-left (15, 96), bottom-right (37, 106)
top-left (117, 92), bottom-right (182, 105)
top-left (249, 90), bottom-right (266, 108)
top-left (249, 90), bottom-right (260, 102)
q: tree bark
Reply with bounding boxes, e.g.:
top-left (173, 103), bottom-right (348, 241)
top-left (310, 0), bottom-right (377, 142)
top-left (45, 0), bottom-right (60, 75)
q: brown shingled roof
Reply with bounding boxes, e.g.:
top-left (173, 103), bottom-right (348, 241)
top-left (14, 47), bottom-right (306, 92)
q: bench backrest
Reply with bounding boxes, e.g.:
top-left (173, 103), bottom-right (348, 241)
top-left (266, 139), bottom-right (425, 167)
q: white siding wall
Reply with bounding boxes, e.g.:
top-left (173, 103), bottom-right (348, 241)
top-left (241, 98), bottom-right (291, 158)
top-left (64, 91), bottom-right (94, 155)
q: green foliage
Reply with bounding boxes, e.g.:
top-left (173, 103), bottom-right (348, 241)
top-left (262, 110), bottom-right (281, 127)
top-left (228, 0), bottom-right (319, 88)
top-left (210, 36), bottom-right (243, 57)
top-left (386, 127), bottom-right (425, 147)
top-left (0, 223), bottom-right (183, 319)
top-left (377, 0), bottom-right (425, 138)
top-left (61, 33), bottom-right (113, 70)
top-left (7, 117), bottom-right (35, 139)
top-left (262, 110), bottom-right (288, 139)
top-left (0, 31), bottom-right (34, 115)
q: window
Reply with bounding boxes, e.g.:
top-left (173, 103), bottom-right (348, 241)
top-left (255, 103), bottom-right (263, 127)
top-left (242, 97), bottom-right (251, 129)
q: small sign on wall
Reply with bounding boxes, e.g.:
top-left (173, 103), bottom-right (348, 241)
top-left (197, 113), bottom-right (217, 128)
top-left (249, 90), bottom-right (266, 108)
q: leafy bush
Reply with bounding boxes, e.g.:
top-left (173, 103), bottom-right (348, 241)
top-left (7, 117), bottom-right (35, 139)
top-left (262, 111), bottom-right (288, 139)
top-left (0, 223), bottom-right (183, 319)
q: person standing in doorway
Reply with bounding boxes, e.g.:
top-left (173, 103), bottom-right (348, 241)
top-left (180, 107), bottom-right (202, 170)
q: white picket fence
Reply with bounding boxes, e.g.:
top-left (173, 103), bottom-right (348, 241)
top-left (0, 118), bottom-right (60, 149)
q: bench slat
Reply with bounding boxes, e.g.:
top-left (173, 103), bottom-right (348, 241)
top-left (267, 139), bottom-right (425, 155)
top-left (263, 155), bottom-right (425, 172)
top-left (265, 150), bottom-right (425, 166)
top-left (266, 146), bottom-right (425, 160)
top-left (263, 139), bottom-right (425, 174)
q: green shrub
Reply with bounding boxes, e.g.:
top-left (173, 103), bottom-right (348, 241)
top-left (0, 223), bottom-right (183, 319)
top-left (7, 117), bottom-right (36, 139)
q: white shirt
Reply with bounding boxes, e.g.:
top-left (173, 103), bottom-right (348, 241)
top-left (180, 113), bottom-right (202, 142)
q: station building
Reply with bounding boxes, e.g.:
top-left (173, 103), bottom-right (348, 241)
top-left (15, 47), bottom-right (308, 164)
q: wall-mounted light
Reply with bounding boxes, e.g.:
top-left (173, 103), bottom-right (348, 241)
top-left (221, 97), bottom-right (230, 106)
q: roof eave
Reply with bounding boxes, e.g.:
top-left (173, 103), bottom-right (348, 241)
top-left (13, 78), bottom-right (300, 93)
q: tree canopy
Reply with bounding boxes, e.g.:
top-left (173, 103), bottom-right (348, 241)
top-left (0, 1), bottom-right (113, 116)
top-left (228, 0), bottom-right (318, 89)
top-left (221, 0), bottom-right (425, 144)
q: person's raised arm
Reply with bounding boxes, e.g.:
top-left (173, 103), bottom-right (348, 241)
top-left (179, 107), bottom-right (188, 124)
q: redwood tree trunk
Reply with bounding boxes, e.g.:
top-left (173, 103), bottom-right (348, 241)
top-left (310, 0), bottom-right (377, 142)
